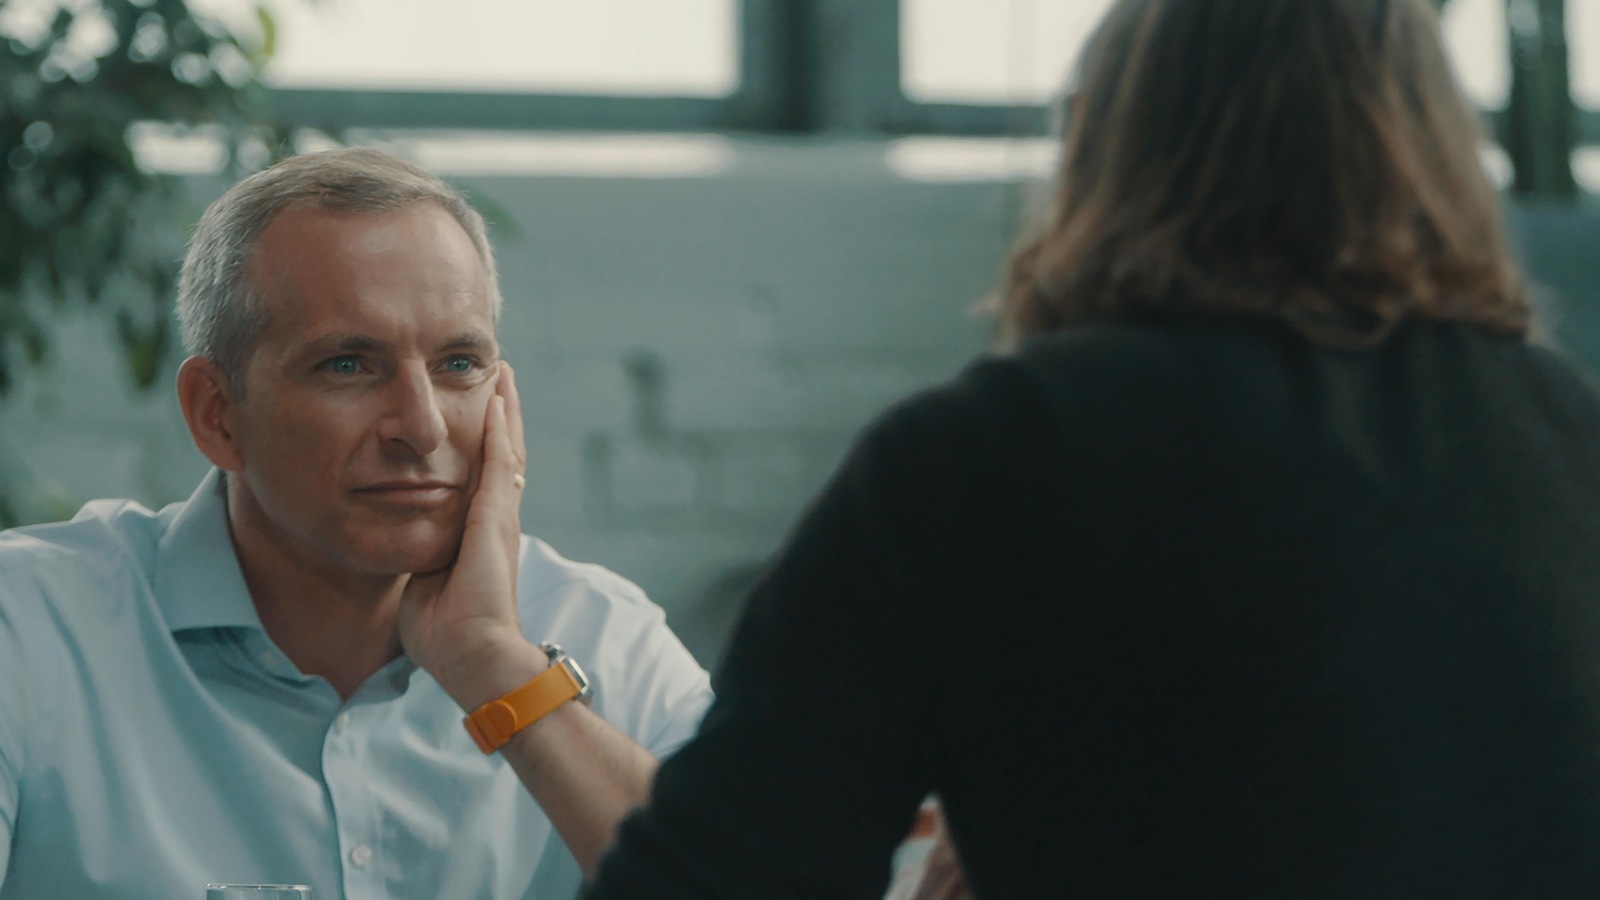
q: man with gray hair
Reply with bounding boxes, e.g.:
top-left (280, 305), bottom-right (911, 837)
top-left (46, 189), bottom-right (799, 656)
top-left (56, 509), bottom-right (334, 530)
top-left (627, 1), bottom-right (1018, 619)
top-left (0, 148), bottom-right (713, 898)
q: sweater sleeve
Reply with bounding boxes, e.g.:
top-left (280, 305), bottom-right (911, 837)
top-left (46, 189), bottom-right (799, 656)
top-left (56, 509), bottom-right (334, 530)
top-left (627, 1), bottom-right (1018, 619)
top-left (585, 358), bottom-right (1048, 899)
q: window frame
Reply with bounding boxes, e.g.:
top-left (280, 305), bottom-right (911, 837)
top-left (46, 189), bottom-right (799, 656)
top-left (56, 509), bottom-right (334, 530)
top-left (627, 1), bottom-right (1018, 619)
top-left (260, 0), bottom-right (1600, 150)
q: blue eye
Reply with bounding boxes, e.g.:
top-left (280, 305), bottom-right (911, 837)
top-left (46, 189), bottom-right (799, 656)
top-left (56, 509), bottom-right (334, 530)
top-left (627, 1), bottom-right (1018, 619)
top-left (323, 355), bottom-right (361, 375)
top-left (443, 356), bottom-right (475, 374)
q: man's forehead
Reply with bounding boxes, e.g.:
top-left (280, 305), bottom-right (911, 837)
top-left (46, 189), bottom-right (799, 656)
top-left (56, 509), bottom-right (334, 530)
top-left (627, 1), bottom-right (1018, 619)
top-left (246, 204), bottom-right (495, 313)
top-left (246, 262), bottom-right (496, 370)
top-left (250, 202), bottom-right (489, 282)
top-left (249, 270), bottom-right (496, 332)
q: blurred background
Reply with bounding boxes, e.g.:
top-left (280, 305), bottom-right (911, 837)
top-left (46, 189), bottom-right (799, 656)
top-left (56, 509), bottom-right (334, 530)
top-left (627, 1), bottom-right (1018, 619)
top-left (1, 0), bottom-right (1597, 669)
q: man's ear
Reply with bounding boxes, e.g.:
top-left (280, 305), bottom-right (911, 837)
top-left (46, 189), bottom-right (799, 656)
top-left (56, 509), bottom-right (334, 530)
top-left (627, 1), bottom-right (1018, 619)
top-left (177, 356), bottom-right (245, 472)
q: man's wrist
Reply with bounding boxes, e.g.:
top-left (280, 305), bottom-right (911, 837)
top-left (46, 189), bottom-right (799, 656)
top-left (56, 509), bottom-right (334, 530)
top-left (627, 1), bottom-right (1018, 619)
top-left (432, 637), bottom-right (550, 713)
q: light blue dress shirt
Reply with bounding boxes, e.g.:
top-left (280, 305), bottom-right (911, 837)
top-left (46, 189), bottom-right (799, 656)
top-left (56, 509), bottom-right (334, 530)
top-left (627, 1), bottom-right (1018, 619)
top-left (0, 469), bottom-right (714, 900)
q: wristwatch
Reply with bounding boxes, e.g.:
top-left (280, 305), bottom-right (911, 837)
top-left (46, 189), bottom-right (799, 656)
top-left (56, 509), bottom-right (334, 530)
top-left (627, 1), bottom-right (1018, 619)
top-left (463, 642), bottom-right (593, 754)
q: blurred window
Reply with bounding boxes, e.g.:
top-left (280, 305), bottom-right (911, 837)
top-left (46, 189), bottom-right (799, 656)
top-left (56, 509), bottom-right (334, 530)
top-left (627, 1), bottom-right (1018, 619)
top-left (1440, 0), bottom-right (1509, 109)
top-left (885, 136), bottom-right (1057, 182)
top-left (900, 0), bottom-right (1113, 104)
top-left (902, 0), bottom-right (1520, 110)
top-left (1574, 0), bottom-right (1599, 109)
top-left (203, 0), bottom-right (739, 96)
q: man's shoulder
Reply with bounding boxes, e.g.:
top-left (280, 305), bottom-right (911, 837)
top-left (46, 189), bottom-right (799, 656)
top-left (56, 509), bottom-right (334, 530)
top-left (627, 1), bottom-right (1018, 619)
top-left (515, 535), bottom-right (655, 614)
top-left (0, 498), bottom-right (175, 584)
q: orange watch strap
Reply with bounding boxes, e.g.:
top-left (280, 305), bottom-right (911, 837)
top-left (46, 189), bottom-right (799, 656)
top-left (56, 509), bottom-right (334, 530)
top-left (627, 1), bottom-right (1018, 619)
top-left (463, 663), bottom-right (583, 754)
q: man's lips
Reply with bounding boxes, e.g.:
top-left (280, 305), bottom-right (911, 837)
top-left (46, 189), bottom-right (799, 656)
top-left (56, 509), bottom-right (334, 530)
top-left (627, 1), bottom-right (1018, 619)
top-left (352, 481), bottom-right (461, 505)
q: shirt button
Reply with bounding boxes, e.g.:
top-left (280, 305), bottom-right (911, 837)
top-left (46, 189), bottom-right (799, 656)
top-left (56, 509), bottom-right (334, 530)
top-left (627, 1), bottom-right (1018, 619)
top-left (258, 651), bottom-right (278, 671)
top-left (334, 713), bottom-right (350, 735)
top-left (350, 844), bottom-right (373, 868)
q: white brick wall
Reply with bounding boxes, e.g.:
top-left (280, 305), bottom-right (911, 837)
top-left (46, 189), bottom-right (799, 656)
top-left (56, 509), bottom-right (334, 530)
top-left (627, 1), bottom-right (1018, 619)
top-left (8, 143), bottom-right (1592, 670)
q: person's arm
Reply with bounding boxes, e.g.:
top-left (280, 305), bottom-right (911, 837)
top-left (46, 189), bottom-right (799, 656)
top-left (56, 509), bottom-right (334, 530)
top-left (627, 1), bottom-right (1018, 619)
top-left (398, 363), bottom-right (667, 876)
top-left (429, 639), bottom-right (665, 874)
top-left (585, 361), bottom-right (1045, 899)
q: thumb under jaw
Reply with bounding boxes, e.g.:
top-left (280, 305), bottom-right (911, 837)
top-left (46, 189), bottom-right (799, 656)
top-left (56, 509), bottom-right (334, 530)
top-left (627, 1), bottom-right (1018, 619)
top-left (400, 566), bottom-right (452, 598)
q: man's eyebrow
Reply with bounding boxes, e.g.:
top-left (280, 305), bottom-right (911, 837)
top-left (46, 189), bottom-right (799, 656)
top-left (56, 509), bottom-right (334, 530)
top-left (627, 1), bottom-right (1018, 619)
top-left (299, 334), bottom-right (392, 358)
top-left (439, 331), bottom-right (499, 354)
top-left (294, 331), bottom-right (499, 362)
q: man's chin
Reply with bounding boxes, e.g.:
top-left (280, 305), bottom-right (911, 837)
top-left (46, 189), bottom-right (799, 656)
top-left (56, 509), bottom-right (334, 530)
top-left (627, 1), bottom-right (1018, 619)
top-left (398, 547), bottom-right (461, 577)
top-left (353, 529), bottom-right (464, 577)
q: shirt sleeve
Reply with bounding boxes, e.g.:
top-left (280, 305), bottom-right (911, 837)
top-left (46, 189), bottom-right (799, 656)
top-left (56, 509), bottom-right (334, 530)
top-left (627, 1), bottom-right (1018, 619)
top-left (521, 563), bottom-right (715, 761)
top-left (0, 563), bottom-right (37, 887)
top-left (594, 598), bottom-right (715, 760)
top-left (586, 360), bottom-right (1047, 900)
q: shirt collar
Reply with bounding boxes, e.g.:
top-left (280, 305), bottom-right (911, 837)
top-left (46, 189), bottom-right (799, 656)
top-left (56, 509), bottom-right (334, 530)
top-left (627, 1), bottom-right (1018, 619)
top-left (153, 468), bottom-right (265, 634)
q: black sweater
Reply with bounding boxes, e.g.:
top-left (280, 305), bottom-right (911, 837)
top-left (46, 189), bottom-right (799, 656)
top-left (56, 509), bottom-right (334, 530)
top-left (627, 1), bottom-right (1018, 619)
top-left (588, 320), bottom-right (1600, 898)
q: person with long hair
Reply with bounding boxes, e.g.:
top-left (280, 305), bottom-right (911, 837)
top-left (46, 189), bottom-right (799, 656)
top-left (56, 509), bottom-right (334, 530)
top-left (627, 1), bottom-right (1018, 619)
top-left (583, 0), bottom-right (1600, 895)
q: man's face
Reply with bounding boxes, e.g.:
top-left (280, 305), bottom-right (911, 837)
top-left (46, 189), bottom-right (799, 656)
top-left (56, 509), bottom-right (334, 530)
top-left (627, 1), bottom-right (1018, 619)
top-left (224, 202), bottom-right (500, 578)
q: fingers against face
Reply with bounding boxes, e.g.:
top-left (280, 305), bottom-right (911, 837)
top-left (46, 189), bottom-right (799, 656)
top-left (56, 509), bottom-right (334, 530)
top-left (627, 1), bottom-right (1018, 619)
top-left (499, 361), bottom-right (527, 472)
top-left (464, 362), bottom-right (523, 533)
top-left (480, 369), bottom-right (515, 494)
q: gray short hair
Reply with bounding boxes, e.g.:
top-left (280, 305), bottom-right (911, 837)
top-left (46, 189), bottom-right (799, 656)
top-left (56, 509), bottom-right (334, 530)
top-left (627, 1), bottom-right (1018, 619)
top-left (176, 147), bottom-right (501, 392)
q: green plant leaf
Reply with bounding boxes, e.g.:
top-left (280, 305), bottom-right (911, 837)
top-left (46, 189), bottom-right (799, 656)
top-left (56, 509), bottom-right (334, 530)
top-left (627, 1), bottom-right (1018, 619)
top-left (115, 308), bottom-right (170, 390)
top-left (0, 0), bottom-right (334, 400)
top-left (256, 5), bottom-right (278, 64)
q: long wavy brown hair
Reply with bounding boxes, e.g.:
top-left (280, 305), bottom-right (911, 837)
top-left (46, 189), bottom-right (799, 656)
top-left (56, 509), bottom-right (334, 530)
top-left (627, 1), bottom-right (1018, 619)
top-left (992, 0), bottom-right (1530, 348)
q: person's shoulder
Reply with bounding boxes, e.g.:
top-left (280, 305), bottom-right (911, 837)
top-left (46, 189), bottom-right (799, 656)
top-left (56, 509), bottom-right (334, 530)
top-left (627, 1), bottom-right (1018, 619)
top-left (515, 535), bottom-right (655, 613)
top-left (511, 536), bottom-right (702, 695)
top-left (1477, 329), bottom-right (1600, 429)
top-left (1012, 319), bottom-right (1288, 385)
top-left (873, 321), bottom-right (1214, 444)
top-left (0, 497), bottom-right (180, 639)
top-left (1512, 331), bottom-right (1600, 390)
top-left (851, 321), bottom-right (1291, 498)
top-left (0, 497), bottom-right (174, 581)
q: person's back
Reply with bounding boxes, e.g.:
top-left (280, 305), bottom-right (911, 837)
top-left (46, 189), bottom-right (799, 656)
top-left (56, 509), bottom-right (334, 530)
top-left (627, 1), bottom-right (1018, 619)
top-left (584, 0), bottom-right (1600, 895)
top-left (614, 319), bottom-right (1600, 898)
top-left (934, 319), bottom-right (1600, 894)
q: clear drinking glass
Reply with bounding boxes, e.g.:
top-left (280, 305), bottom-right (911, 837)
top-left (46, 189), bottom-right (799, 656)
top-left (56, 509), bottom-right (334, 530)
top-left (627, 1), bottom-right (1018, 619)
top-left (205, 886), bottom-right (311, 900)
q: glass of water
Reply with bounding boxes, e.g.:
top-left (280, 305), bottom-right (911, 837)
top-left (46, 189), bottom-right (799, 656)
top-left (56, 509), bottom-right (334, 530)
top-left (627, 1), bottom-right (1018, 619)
top-left (205, 886), bottom-right (311, 900)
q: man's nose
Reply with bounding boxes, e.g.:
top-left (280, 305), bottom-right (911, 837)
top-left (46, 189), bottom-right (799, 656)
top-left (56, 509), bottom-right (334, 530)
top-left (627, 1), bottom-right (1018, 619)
top-left (377, 366), bottom-right (448, 456)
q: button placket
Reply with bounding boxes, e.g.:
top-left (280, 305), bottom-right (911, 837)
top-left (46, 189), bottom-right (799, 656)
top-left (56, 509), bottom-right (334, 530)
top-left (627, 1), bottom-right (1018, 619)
top-left (323, 704), bottom-right (384, 898)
